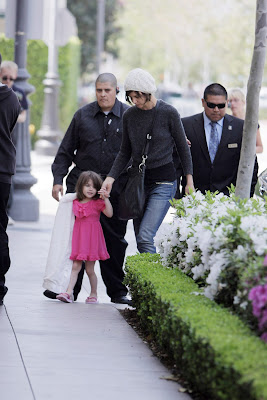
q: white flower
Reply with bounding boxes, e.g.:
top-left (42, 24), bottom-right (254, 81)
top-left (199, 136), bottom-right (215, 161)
top-left (157, 192), bottom-right (267, 306)
top-left (194, 191), bottom-right (205, 201)
top-left (204, 250), bottom-right (229, 299)
top-left (191, 264), bottom-right (205, 280)
top-left (204, 285), bottom-right (217, 300)
top-left (233, 245), bottom-right (248, 260)
top-left (212, 225), bottom-right (226, 249)
top-left (185, 248), bottom-right (194, 264)
top-left (240, 301), bottom-right (248, 309)
top-left (233, 295), bottom-right (240, 304)
top-left (191, 291), bottom-right (204, 296)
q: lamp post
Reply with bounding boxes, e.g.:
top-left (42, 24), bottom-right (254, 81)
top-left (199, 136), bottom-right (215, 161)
top-left (35, 0), bottom-right (62, 156)
top-left (9, 0), bottom-right (39, 221)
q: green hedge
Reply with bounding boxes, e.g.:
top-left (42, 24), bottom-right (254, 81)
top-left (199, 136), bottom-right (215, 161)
top-left (0, 34), bottom-right (80, 146)
top-left (125, 253), bottom-right (267, 400)
top-left (58, 36), bottom-right (81, 134)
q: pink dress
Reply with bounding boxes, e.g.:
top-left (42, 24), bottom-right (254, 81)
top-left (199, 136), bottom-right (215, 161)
top-left (70, 199), bottom-right (110, 261)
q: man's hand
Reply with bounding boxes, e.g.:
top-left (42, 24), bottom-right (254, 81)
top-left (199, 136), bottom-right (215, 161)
top-left (101, 177), bottom-right (115, 196)
top-left (52, 184), bottom-right (63, 201)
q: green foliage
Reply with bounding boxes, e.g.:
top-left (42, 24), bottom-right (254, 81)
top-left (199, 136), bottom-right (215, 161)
top-left (125, 254), bottom-right (267, 400)
top-left (112, 0), bottom-right (258, 86)
top-left (27, 39), bottom-right (48, 142)
top-left (67, 0), bottom-right (119, 75)
top-left (0, 34), bottom-right (80, 146)
top-left (58, 37), bottom-right (81, 133)
top-left (0, 34), bottom-right (14, 59)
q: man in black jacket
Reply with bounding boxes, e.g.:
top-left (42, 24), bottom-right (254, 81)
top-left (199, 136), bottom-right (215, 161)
top-left (0, 60), bottom-right (28, 124)
top-left (0, 53), bottom-right (20, 305)
top-left (43, 73), bottom-right (132, 305)
top-left (181, 83), bottom-right (258, 196)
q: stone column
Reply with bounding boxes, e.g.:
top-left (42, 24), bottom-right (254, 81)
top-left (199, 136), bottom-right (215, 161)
top-left (9, 0), bottom-right (39, 221)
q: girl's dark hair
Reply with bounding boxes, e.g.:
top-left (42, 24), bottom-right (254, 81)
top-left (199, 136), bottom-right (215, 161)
top-left (125, 90), bottom-right (151, 105)
top-left (75, 171), bottom-right (103, 201)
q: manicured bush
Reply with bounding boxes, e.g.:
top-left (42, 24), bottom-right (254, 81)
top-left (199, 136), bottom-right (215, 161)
top-left (125, 253), bottom-right (267, 400)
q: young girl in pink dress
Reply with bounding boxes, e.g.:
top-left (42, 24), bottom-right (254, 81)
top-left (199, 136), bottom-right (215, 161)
top-left (56, 171), bottom-right (113, 304)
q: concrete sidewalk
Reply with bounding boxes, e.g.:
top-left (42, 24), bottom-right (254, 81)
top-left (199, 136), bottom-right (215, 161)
top-left (0, 152), bottom-right (190, 400)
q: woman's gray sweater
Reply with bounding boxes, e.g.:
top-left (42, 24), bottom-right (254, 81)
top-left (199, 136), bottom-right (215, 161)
top-left (108, 99), bottom-right (193, 179)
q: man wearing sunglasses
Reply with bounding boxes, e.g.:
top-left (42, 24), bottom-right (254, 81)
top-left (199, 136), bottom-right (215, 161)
top-left (181, 83), bottom-right (258, 196)
top-left (0, 61), bottom-right (29, 226)
top-left (0, 61), bottom-right (28, 124)
top-left (0, 53), bottom-right (20, 306)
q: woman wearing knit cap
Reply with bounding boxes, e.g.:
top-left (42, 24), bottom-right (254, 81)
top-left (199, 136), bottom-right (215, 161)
top-left (102, 68), bottom-right (194, 253)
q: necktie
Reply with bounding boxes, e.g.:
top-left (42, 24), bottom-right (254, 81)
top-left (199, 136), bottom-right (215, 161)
top-left (209, 121), bottom-right (219, 163)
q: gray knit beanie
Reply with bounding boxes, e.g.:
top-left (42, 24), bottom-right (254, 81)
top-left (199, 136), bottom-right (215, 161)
top-left (124, 68), bottom-right (157, 94)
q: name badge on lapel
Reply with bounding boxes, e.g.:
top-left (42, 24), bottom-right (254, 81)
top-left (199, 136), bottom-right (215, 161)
top-left (228, 143), bottom-right (238, 148)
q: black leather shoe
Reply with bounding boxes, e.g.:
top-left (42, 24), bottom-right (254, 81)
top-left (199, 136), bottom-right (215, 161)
top-left (0, 298), bottom-right (3, 306)
top-left (111, 295), bottom-right (133, 306)
top-left (43, 290), bottom-right (58, 299)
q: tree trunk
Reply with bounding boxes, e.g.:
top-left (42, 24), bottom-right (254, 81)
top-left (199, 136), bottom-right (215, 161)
top-left (235, 0), bottom-right (267, 199)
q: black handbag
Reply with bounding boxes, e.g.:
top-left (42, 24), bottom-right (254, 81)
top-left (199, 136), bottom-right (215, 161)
top-left (118, 159), bottom-right (147, 220)
top-left (118, 107), bottom-right (157, 220)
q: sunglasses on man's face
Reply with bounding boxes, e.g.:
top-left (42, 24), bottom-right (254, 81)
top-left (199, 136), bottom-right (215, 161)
top-left (205, 101), bottom-right (226, 109)
top-left (2, 76), bottom-right (15, 81)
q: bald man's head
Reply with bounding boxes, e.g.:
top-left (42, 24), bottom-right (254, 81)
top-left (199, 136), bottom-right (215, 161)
top-left (95, 73), bottom-right (117, 89)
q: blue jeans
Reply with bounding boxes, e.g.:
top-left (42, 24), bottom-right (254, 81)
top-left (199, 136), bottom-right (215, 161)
top-left (133, 180), bottom-right (177, 253)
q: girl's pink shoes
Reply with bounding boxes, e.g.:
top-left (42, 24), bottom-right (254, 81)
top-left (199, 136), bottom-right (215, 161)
top-left (56, 293), bottom-right (73, 303)
top-left (56, 293), bottom-right (98, 304)
top-left (85, 296), bottom-right (98, 304)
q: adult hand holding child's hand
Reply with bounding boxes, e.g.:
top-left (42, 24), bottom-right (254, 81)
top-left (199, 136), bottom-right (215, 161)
top-left (101, 177), bottom-right (115, 196)
top-left (98, 187), bottom-right (110, 199)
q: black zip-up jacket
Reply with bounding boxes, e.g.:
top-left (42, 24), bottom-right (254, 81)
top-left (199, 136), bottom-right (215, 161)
top-left (0, 84), bottom-right (20, 184)
top-left (52, 99), bottom-right (130, 185)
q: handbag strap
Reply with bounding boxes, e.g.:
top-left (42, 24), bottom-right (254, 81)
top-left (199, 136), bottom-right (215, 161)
top-left (139, 102), bottom-right (158, 170)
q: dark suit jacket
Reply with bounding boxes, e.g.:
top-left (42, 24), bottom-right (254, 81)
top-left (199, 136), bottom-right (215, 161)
top-left (181, 113), bottom-right (258, 196)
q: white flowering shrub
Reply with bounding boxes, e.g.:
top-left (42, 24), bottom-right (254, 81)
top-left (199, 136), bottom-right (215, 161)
top-left (155, 190), bottom-right (267, 338)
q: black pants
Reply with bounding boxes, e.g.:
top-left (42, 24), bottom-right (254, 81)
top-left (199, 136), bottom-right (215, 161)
top-left (0, 182), bottom-right (11, 301)
top-left (66, 168), bottom-right (128, 299)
